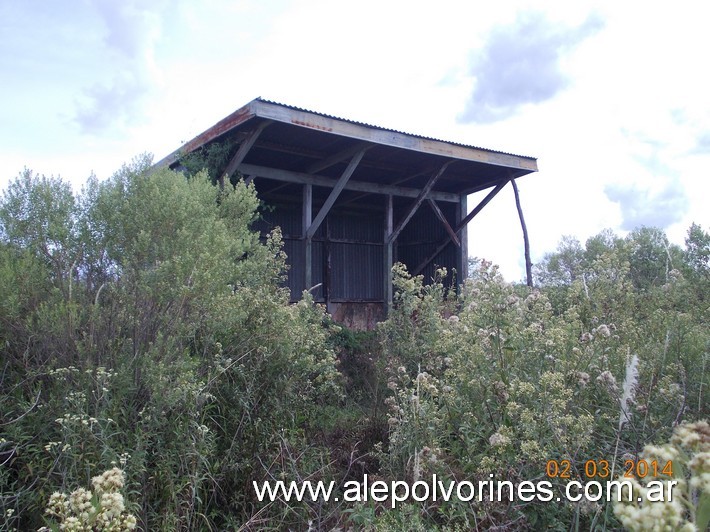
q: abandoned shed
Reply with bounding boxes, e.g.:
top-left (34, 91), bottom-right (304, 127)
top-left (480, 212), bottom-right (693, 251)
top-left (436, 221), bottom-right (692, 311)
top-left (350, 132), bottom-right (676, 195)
top-left (153, 98), bottom-right (537, 328)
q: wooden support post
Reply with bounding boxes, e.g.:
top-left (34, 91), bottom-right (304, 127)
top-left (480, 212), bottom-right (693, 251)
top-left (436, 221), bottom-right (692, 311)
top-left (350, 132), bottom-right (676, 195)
top-left (384, 194), bottom-right (394, 313)
top-left (305, 148), bottom-right (366, 239)
top-left (325, 215), bottom-right (331, 304)
top-left (219, 120), bottom-right (271, 188)
top-left (458, 194), bottom-right (469, 281)
top-left (387, 161), bottom-right (453, 245)
top-left (303, 183), bottom-right (312, 292)
top-left (511, 179), bottom-right (533, 287)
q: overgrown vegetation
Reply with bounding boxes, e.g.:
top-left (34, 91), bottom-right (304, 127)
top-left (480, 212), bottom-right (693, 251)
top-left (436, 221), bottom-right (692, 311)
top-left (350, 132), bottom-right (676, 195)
top-left (375, 230), bottom-right (708, 529)
top-left (0, 160), bottom-right (341, 530)
top-left (0, 159), bottom-right (707, 530)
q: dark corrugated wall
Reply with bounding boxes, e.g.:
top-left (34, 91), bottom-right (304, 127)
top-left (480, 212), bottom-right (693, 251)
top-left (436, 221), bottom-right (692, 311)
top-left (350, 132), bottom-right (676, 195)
top-left (255, 199), bottom-right (460, 303)
top-left (255, 203), bottom-right (385, 302)
top-left (397, 201), bottom-right (460, 286)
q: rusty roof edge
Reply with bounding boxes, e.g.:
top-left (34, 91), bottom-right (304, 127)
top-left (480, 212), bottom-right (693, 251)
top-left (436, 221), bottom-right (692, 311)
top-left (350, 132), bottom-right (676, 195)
top-left (152, 97), bottom-right (538, 174)
top-left (252, 98), bottom-right (538, 172)
top-left (151, 99), bottom-right (260, 171)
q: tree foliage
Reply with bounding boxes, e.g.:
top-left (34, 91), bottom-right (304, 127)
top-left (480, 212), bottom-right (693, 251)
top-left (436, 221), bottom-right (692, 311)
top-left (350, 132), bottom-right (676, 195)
top-left (0, 161), bottom-right (341, 530)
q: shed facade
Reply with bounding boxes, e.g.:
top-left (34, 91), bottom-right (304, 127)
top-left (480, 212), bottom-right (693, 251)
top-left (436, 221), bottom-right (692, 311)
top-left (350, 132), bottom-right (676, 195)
top-left (154, 98), bottom-right (537, 328)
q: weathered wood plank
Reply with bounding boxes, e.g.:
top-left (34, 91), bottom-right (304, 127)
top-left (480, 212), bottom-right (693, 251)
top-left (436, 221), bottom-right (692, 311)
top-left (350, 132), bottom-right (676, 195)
top-left (306, 142), bottom-right (371, 174)
top-left (384, 194), bottom-right (394, 312)
top-left (428, 198), bottom-right (460, 247)
top-left (458, 194), bottom-right (469, 280)
top-left (453, 180), bottom-right (509, 233)
top-left (303, 183), bottom-right (312, 290)
top-left (239, 163), bottom-right (460, 202)
top-left (220, 120), bottom-right (272, 187)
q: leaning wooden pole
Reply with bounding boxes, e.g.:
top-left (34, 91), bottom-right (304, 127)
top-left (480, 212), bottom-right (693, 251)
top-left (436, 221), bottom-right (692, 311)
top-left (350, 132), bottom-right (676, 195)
top-left (511, 178), bottom-right (533, 287)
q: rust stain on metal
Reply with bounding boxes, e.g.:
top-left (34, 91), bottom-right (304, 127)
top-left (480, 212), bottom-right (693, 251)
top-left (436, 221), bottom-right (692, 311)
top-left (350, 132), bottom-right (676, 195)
top-left (182, 107), bottom-right (255, 153)
top-left (291, 119), bottom-right (333, 132)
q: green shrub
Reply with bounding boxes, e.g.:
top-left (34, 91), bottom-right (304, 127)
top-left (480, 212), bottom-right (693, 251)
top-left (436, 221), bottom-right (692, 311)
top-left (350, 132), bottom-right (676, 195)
top-left (0, 161), bottom-right (341, 530)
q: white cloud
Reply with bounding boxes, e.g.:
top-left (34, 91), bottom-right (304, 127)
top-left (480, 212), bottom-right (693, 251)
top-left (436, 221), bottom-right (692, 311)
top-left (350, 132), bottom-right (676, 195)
top-left (459, 10), bottom-right (604, 123)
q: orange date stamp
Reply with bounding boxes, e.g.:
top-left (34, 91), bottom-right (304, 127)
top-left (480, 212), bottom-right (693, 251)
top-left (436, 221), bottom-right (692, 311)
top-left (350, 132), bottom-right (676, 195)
top-left (545, 459), bottom-right (673, 479)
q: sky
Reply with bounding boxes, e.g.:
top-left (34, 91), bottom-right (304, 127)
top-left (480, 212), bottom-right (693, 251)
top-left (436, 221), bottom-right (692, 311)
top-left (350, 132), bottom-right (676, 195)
top-left (1, 0), bottom-right (709, 282)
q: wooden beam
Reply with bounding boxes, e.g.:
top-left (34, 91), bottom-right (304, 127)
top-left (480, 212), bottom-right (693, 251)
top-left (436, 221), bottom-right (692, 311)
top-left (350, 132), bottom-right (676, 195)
top-left (337, 167), bottom-right (434, 207)
top-left (511, 178), bottom-right (533, 287)
top-left (458, 194), bottom-right (469, 280)
top-left (384, 194), bottom-right (394, 312)
top-left (387, 161), bottom-right (453, 245)
top-left (305, 148), bottom-right (366, 240)
top-left (220, 120), bottom-right (272, 187)
top-left (240, 163), bottom-right (459, 202)
top-left (412, 180), bottom-right (509, 276)
top-left (453, 180), bottom-right (509, 233)
top-left (303, 184), bottom-right (312, 291)
top-left (306, 142), bottom-right (371, 174)
top-left (428, 199), bottom-right (459, 247)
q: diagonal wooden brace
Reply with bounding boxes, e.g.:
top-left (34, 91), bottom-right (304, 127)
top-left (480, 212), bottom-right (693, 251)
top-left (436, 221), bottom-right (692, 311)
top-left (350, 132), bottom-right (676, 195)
top-left (305, 148), bottom-right (367, 240)
top-left (428, 198), bottom-right (460, 247)
top-left (387, 160), bottom-right (454, 245)
top-left (220, 120), bottom-right (272, 187)
top-left (412, 179), bottom-right (510, 275)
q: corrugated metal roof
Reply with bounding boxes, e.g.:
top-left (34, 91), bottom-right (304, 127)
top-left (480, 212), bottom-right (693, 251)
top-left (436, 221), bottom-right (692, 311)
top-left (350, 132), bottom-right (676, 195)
top-left (153, 98), bottom-right (538, 193)
top-left (255, 97), bottom-right (534, 161)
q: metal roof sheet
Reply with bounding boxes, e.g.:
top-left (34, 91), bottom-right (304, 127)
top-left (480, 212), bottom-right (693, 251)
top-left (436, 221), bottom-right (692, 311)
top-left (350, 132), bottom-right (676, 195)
top-left (254, 97), bottom-right (534, 161)
top-left (153, 98), bottom-right (538, 197)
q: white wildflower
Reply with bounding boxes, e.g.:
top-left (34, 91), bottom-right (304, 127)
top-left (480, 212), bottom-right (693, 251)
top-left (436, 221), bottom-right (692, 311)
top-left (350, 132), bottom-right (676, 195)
top-left (594, 324), bottom-right (611, 338)
top-left (489, 431), bottom-right (510, 447)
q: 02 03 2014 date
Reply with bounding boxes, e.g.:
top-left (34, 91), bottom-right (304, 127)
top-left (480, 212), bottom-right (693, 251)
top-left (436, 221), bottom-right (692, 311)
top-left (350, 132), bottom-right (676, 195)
top-left (545, 459), bottom-right (673, 479)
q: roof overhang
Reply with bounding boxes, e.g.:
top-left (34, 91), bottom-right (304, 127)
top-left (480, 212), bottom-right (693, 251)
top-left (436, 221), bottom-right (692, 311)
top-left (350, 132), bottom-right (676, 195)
top-left (153, 98), bottom-right (538, 197)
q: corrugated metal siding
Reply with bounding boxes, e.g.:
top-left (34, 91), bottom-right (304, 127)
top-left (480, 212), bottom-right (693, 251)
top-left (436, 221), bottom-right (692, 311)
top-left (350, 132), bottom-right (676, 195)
top-left (256, 199), bottom-right (459, 303)
top-left (312, 241), bottom-right (325, 301)
top-left (396, 202), bottom-right (459, 286)
top-left (330, 243), bottom-right (383, 301)
top-left (283, 239), bottom-right (304, 296)
top-left (399, 241), bottom-right (458, 284)
top-left (398, 202), bottom-right (456, 243)
top-left (282, 239), bottom-right (325, 302)
top-left (256, 204), bottom-right (325, 240)
top-left (328, 212), bottom-right (383, 242)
